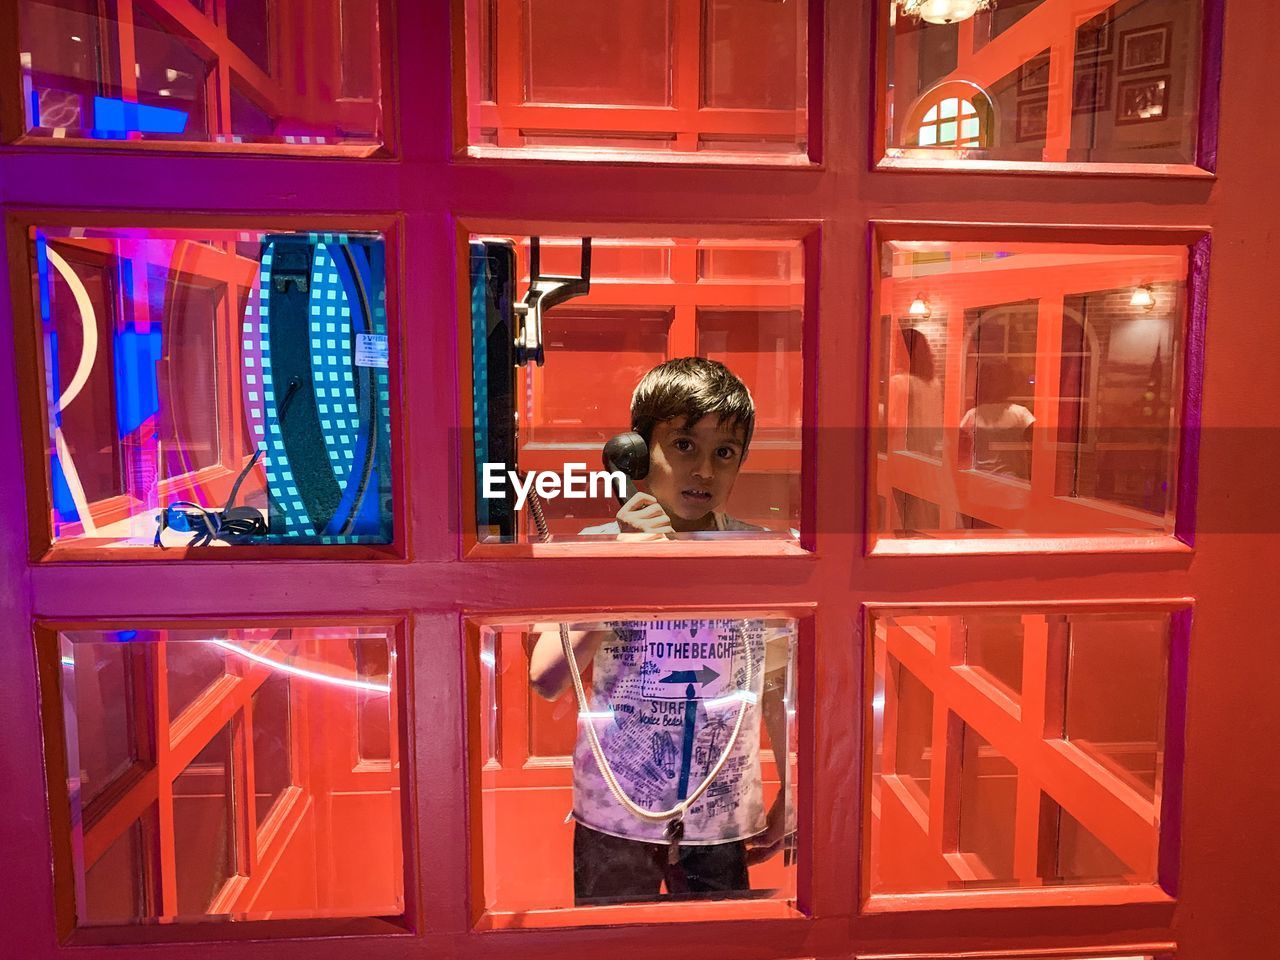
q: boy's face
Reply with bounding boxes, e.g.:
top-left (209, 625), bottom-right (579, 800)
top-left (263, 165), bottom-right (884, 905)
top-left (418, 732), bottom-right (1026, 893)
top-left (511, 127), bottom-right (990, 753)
top-left (644, 415), bottom-right (747, 529)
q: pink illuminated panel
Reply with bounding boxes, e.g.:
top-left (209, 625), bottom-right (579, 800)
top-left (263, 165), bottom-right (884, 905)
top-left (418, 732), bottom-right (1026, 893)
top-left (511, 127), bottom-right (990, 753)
top-left (464, 0), bottom-right (809, 159)
top-left (882, 0), bottom-right (1207, 167)
top-left (54, 625), bottom-right (403, 925)
top-left (867, 608), bottom-right (1174, 895)
top-left (873, 238), bottom-right (1188, 541)
top-left (470, 234), bottom-right (804, 542)
top-left (28, 226), bottom-right (393, 552)
top-left (477, 615), bottom-right (797, 914)
top-left (16, 0), bottom-right (383, 150)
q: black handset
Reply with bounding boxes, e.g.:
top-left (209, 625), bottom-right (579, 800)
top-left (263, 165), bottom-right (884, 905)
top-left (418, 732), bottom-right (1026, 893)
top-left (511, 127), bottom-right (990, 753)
top-left (470, 239), bottom-right (519, 539)
top-left (471, 236), bottom-right (592, 542)
top-left (602, 432), bottom-right (650, 504)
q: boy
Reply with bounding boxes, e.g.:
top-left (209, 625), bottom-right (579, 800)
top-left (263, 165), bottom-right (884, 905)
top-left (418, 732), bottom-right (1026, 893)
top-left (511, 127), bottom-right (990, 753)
top-left (581, 356), bottom-right (763, 536)
top-left (530, 358), bottom-right (794, 904)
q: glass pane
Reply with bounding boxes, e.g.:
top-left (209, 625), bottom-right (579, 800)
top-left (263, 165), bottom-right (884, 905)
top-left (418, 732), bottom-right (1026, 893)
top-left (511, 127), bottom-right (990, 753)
top-left (132, 8), bottom-right (211, 140)
top-left (464, 0), bottom-right (809, 160)
top-left (963, 613), bottom-right (1024, 699)
top-left (874, 238), bottom-right (1188, 540)
top-left (55, 625), bottom-right (404, 924)
top-left (82, 810), bottom-right (154, 924)
top-left (1064, 614), bottom-right (1168, 802)
top-left (883, 0), bottom-right (1205, 166)
top-left (355, 636), bottom-right (393, 763)
top-left (173, 723), bottom-right (235, 916)
top-left (868, 608), bottom-right (1172, 895)
top-left (469, 234), bottom-right (803, 544)
top-left (252, 671), bottom-right (292, 822)
top-left (703, 0), bottom-right (802, 111)
top-left (527, 0), bottom-right (672, 106)
top-left (1045, 793), bottom-right (1136, 884)
top-left (957, 724), bottom-right (1017, 881)
top-left (478, 615), bottom-right (797, 913)
top-left (226, 0), bottom-right (271, 76)
top-left (891, 655), bottom-right (934, 801)
top-left (63, 638), bottom-right (148, 808)
top-left (17, 0), bottom-right (383, 149)
top-left (30, 227), bottom-right (394, 551)
top-left (168, 642), bottom-right (228, 720)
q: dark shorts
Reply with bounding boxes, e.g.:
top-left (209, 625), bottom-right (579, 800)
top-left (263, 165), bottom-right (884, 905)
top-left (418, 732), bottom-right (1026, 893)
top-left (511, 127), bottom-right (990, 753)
top-left (573, 821), bottom-right (750, 905)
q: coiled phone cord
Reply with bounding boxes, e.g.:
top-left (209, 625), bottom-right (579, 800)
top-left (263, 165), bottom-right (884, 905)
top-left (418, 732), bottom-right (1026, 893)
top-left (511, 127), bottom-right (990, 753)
top-left (525, 481), bottom-right (754, 832)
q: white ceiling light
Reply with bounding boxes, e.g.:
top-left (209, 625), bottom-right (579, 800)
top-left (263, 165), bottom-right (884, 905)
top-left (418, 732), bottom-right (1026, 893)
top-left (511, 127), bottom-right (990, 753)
top-left (897, 0), bottom-right (996, 26)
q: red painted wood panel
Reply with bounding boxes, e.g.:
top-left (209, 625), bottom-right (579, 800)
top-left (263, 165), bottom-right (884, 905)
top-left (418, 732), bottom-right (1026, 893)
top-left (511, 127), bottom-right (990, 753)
top-left (0, 1), bottom-right (1275, 959)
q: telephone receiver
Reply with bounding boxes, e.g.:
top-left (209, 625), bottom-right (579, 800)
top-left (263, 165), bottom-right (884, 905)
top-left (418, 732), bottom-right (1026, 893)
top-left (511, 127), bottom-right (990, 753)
top-left (602, 432), bottom-right (649, 504)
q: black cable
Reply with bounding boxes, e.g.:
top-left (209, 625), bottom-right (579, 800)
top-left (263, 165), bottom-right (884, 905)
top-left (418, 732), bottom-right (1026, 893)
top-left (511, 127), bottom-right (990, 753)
top-left (224, 448), bottom-right (263, 511)
top-left (339, 244), bottom-right (379, 536)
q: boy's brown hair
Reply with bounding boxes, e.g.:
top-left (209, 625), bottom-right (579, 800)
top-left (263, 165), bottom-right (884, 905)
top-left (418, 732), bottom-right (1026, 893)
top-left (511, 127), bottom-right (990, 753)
top-left (630, 357), bottom-right (755, 457)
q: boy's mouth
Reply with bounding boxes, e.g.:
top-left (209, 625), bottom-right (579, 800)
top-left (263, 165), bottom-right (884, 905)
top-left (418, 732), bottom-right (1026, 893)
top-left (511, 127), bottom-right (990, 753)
top-left (680, 488), bottom-right (713, 506)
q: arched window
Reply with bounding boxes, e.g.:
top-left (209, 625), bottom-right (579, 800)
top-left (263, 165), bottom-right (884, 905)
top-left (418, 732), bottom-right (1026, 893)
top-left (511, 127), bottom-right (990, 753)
top-left (907, 82), bottom-right (995, 149)
top-left (919, 96), bottom-right (980, 147)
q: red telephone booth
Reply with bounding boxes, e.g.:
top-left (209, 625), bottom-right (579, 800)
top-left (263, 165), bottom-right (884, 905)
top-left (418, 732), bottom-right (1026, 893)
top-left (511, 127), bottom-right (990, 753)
top-left (0, 1), bottom-right (1277, 959)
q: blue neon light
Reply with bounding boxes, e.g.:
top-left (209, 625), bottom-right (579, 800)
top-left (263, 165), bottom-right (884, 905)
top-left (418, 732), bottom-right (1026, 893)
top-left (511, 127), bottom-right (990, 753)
top-left (91, 96), bottom-right (189, 137)
top-left (50, 456), bottom-right (79, 523)
top-left (113, 327), bottom-right (162, 437)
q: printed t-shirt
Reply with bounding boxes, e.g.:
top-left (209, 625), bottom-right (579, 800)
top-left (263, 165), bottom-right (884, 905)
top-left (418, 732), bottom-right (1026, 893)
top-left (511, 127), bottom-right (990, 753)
top-left (572, 618), bottom-right (784, 845)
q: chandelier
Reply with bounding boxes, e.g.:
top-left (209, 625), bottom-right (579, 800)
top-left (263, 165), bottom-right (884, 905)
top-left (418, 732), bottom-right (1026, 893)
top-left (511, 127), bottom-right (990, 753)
top-left (896, 0), bottom-right (997, 25)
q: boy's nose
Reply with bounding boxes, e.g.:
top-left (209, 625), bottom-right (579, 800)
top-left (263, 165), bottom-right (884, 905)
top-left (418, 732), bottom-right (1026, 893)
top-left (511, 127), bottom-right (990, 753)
top-left (691, 455), bottom-right (715, 480)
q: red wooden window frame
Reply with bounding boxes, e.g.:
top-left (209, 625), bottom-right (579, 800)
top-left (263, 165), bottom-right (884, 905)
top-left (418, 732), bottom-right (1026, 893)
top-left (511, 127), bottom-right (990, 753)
top-left (457, 217), bottom-right (820, 559)
top-left (468, 607), bottom-right (812, 929)
top-left (4, 0), bottom-right (392, 157)
top-left (37, 617), bottom-right (412, 944)
top-left (7, 210), bottom-right (409, 562)
top-left (0, 1), bottom-right (1274, 959)
top-left (867, 223), bottom-right (1209, 554)
top-left (462, 0), bottom-right (815, 163)
top-left (875, 0), bottom-right (1224, 176)
top-left (31, 231), bottom-right (259, 539)
top-left (462, 229), bottom-right (808, 546)
top-left (863, 601), bottom-right (1190, 910)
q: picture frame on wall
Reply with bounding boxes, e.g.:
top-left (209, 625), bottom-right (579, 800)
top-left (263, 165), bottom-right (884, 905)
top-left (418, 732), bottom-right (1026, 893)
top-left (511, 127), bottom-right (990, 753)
top-left (1016, 98), bottom-right (1049, 141)
top-left (1076, 11), bottom-right (1114, 57)
top-left (1018, 52), bottom-right (1052, 94)
top-left (1116, 75), bottom-right (1171, 124)
top-left (1119, 23), bottom-right (1173, 75)
top-left (1072, 62), bottom-right (1113, 114)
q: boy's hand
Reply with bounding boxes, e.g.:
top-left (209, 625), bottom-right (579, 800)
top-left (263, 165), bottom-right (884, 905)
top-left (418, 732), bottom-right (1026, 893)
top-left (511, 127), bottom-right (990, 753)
top-left (746, 794), bottom-right (795, 866)
top-left (616, 492), bottom-right (675, 537)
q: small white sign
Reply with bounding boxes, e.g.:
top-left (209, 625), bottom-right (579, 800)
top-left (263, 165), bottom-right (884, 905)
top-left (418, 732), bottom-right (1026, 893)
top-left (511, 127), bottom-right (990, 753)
top-left (639, 623), bottom-right (737, 701)
top-left (355, 333), bottom-right (389, 368)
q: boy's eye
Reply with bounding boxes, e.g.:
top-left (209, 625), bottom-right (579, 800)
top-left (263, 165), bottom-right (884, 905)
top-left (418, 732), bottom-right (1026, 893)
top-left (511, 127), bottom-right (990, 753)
top-left (673, 438), bottom-right (694, 453)
top-left (716, 446), bottom-right (737, 461)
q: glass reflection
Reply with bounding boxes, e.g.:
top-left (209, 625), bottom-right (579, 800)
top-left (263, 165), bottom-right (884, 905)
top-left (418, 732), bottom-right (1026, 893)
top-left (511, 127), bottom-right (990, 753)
top-left (18, 0), bottom-right (383, 149)
top-left (875, 239), bottom-right (1187, 539)
top-left (464, 0), bottom-right (809, 160)
top-left (883, 0), bottom-right (1205, 166)
top-left (479, 616), bottom-right (797, 913)
top-left (57, 626), bottom-right (403, 925)
top-left (31, 227), bottom-right (393, 550)
top-left (470, 235), bottom-right (803, 545)
top-left (868, 609), bottom-right (1171, 895)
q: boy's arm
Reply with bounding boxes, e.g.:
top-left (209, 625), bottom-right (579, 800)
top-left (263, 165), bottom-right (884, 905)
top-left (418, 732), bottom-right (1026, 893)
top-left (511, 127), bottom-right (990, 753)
top-left (529, 624), bottom-right (613, 700)
top-left (762, 666), bottom-right (789, 798)
top-left (749, 634), bottom-right (795, 864)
